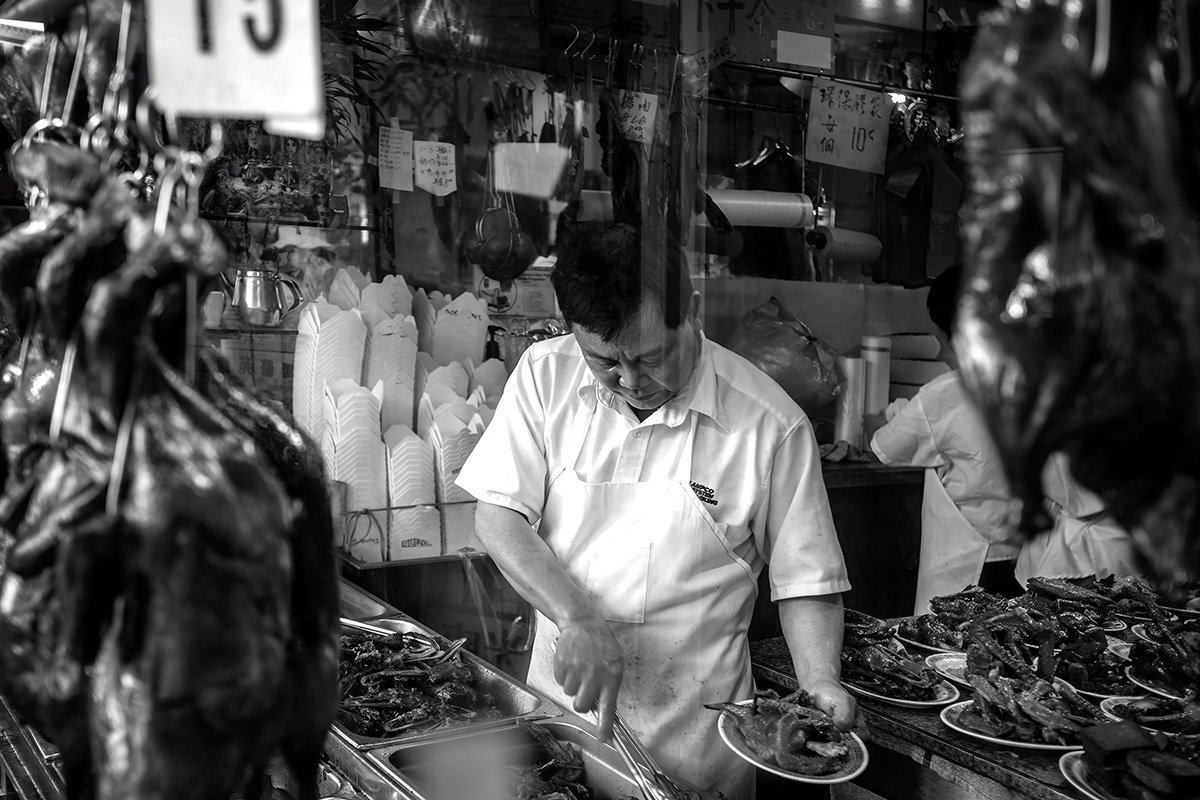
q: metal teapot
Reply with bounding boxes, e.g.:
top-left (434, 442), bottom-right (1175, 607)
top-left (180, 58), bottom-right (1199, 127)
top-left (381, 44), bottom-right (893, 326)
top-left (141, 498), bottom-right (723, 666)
top-left (220, 267), bottom-right (303, 327)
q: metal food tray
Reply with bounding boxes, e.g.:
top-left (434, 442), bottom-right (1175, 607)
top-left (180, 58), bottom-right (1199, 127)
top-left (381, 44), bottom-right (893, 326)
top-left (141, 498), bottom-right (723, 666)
top-left (27, 727), bottom-right (60, 764)
top-left (334, 618), bottom-right (557, 752)
top-left (364, 721), bottom-right (653, 800)
top-left (338, 578), bottom-right (399, 621)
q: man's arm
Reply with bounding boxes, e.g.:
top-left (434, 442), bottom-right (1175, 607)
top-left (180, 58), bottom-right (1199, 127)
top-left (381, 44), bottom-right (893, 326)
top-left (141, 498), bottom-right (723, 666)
top-left (475, 502), bottom-right (622, 740)
top-left (779, 594), bottom-right (857, 731)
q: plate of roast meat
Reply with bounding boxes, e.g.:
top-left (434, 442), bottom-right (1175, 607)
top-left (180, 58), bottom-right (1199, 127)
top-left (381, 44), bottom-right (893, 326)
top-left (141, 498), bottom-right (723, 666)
top-left (1061, 721), bottom-right (1200, 800)
top-left (707, 690), bottom-right (867, 784)
top-left (1101, 696), bottom-right (1200, 735)
top-left (840, 609), bottom-right (960, 707)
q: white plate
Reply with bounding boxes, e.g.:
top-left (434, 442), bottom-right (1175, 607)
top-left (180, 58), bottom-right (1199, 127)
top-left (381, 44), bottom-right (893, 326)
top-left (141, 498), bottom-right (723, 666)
top-left (1072, 683), bottom-right (1140, 702)
top-left (1103, 619), bottom-right (1128, 633)
top-left (1107, 641), bottom-right (1133, 661)
top-left (1060, 752), bottom-right (1117, 800)
top-left (1131, 624), bottom-right (1153, 643)
top-left (939, 700), bottom-right (1083, 751)
top-left (1125, 666), bottom-right (1187, 700)
top-left (895, 632), bottom-right (961, 655)
top-left (716, 700), bottom-right (869, 784)
top-left (1099, 696), bottom-right (1158, 724)
top-left (925, 653), bottom-right (973, 690)
top-left (843, 678), bottom-right (960, 709)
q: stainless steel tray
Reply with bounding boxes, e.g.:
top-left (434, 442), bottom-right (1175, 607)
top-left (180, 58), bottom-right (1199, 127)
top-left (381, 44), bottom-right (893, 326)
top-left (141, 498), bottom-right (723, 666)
top-left (364, 721), bottom-right (649, 800)
top-left (27, 727), bottom-right (60, 764)
top-left (338, 579), bottom-right (399, 621)
top-left (335, 618), bottom-right (556, 751)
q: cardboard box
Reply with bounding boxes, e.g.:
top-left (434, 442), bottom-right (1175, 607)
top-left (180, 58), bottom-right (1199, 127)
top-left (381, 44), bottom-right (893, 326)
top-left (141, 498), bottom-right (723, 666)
top-left (387, 506), bottom-right (442, 561)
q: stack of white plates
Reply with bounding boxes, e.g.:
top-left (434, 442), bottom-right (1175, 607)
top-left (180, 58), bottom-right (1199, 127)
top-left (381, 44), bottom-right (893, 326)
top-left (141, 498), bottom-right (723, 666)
top-left (292, 300), bottom-right (367, 445)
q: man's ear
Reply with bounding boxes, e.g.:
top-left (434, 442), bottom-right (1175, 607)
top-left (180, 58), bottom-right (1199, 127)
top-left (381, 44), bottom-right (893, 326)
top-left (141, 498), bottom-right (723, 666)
top-left (687, 290), bottom-right (702, 323)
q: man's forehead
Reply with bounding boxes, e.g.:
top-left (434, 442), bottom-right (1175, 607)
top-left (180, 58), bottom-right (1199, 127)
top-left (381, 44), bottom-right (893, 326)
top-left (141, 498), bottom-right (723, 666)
top-left (575, 305), bottom-right (675, 358)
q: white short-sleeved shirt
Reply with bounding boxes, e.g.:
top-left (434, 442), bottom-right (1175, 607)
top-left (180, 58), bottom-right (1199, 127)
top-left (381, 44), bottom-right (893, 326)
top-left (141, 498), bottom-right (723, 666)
top-left (870, 370), bottom-right (1020, 561)
top-left (456, 333), bottom-right (850, 601)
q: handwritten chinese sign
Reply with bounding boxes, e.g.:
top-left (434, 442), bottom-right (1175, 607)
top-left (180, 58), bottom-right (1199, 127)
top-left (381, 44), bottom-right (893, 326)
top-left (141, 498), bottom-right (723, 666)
top-left (682, 38), bottom-right (735, 78)
top-left (617, 91), bottom-right (659, 145)
top-left (804, 78), bottom-right (891, 174)
top-left (379, 126), bottom-right (413, 192)
top-left (414, 141), bottom-right (457, 196)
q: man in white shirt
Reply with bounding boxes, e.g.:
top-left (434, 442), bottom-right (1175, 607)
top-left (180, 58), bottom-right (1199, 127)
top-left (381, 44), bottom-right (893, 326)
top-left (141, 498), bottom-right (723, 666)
top-left (457, 222), bottom-right (853, 800)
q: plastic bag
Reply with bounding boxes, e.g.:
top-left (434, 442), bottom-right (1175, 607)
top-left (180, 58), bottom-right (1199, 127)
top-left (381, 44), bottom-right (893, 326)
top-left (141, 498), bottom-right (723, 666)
top-left (725, 297), bottom-right (843, 416)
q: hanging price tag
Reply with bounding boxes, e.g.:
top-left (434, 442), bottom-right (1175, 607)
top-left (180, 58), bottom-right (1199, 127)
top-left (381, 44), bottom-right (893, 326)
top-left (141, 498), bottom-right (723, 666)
top-left (617, 91), bottom-right (659, 145)
top-left (146, 0), bottom-right (322, 119)
top-left (803, 77), bottom-right (891, 175)
top-left (414, 141), bottom-right (457, 196)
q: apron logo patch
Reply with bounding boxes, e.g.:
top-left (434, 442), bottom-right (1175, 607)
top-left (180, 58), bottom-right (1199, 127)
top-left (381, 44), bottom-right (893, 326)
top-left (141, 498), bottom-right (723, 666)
top-left (690, 482), bottom-right (718, 506)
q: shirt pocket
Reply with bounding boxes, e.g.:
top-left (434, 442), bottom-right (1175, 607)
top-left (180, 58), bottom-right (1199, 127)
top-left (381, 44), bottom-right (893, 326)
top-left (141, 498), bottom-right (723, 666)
top-left (582, 544), bottom-right (651, 624)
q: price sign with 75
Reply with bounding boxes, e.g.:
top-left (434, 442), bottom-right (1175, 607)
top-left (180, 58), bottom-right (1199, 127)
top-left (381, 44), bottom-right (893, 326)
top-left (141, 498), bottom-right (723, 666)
top-left (147, 0), bottom-right (322, 118)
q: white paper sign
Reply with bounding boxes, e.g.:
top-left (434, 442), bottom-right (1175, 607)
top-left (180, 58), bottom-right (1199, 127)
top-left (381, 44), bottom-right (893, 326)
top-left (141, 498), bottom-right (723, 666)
top-left (379, 127), bottom-right (414, 192)
top-left (777, 30), bottom-right (833, 70)
top-left (804, 78), bottom-right (891, 175)
top-left (494, 143), bottom-right (571, 199)
top-left (414, 142), bottom-right (457, 196)
top-left (681, 38), bottom-right (736, 78)
top-left (146, 0), bottom-right (322, 118)
top-left (617, 91), bottom-right (659, 145)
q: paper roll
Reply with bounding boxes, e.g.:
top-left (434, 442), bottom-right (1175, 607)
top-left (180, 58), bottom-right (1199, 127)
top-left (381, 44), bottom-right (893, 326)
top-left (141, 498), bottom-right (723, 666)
top-left (835, 357), bottom-right (865, 448)
top-left (808, 226), bottom-right (883, 264)
top-left (705, 190), bottom-right (815, 229)
top-left (861, 335), bottom-right (892, 418)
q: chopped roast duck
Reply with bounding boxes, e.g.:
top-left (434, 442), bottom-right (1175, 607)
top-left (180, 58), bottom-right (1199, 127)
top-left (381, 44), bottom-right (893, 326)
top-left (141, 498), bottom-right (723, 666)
top-left (958, 0), bottom-right (1200, 584)
top-left (0, 138), bottom-right (339, 800)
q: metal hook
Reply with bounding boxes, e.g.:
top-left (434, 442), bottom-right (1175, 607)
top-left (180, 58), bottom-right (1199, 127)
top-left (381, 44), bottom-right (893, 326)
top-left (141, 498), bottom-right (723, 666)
top-left (580, 28), bottom-right (596, 60)
top-left (62, 11), bottom-right (89, 125)
top-left (565, 24), bottom-right (580, 58)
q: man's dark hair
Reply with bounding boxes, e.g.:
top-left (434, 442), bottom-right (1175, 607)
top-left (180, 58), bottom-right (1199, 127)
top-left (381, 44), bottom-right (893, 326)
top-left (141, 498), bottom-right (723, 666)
top-left (551, 222), bottom-right (693, 340)
top-left (926, 264), bottom-right (963, 339)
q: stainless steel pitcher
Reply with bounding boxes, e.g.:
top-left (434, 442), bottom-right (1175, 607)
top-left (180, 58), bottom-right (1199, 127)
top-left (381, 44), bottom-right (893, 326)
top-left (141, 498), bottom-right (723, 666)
top-left (220, 268), bottom-right (303, 327)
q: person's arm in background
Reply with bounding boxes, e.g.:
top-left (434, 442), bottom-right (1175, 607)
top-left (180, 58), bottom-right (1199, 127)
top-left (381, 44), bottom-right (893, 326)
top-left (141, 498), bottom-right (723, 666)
top-left (758, 418), bottom-right (857, 730)
top-left (474, 503), bottom-right (622, 740)
top-left (457, 350), bottom-right (622, 740)
top-left (869, 392), bottom-right (940, 468)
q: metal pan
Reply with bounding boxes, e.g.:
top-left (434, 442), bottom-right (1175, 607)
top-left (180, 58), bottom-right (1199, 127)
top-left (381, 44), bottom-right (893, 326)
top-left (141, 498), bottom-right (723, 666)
top-left (338, 579), bottom-right (399, 621)
top-left (364, 721), bottom-right (652, 800)
top-left (334, 618), bottom-right (556, 751)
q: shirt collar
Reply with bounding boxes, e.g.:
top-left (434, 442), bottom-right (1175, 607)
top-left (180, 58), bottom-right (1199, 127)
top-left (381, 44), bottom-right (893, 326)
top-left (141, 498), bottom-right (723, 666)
top-left (576, 334), bottom-right (728, 431)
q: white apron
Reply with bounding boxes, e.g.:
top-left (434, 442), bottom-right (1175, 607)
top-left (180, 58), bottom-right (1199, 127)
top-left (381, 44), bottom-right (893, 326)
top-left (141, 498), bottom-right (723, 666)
top-left (913, 469), bottom-right (990, 614)
top-left (1015, 504), bottom-right (1138, 586)
top-left (527, 404), bottom-right (759, 800)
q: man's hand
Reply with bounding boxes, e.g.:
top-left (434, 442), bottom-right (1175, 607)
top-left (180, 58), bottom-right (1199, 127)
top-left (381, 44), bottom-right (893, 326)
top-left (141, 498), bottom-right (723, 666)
top-left (809, 677), bottom-right (858, 732)
top-left (554, 618), bottom-right (624, 741)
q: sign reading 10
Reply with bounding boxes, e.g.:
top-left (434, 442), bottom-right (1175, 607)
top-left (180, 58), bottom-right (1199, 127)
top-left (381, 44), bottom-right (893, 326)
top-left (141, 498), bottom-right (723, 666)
top-left (196, 0), bottom-right (283, 53)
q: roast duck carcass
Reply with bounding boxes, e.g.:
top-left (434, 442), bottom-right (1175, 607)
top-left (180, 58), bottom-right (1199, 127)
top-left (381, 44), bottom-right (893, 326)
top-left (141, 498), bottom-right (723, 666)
top-left (0, 143), bottom-right (339, 800)
top-left (956, 0), bottom-right (1200, 586)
